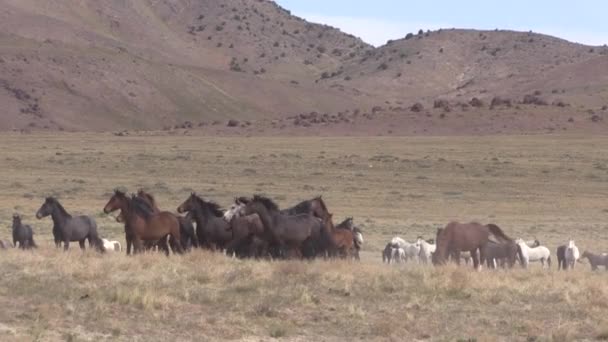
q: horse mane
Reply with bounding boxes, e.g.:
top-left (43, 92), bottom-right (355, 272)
top-left (192, 194), bottom-right (224, 217)
top-left (252, 195), bottom-right (280, 211)
top-left (138, 189), bottom-right (156, 205)
top-left (46, 197), bottom-right (72, 218)
top-left (131, 195), bottom-right (155, 219)
top-left (236, 196), bottom-right (251, 204)
top-left (336, 217), bottom-right (353, 230)
top-left (314, 195), bottom-right (328, 213)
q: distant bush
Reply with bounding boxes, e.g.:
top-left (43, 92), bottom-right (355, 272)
top-left (410, 103), bottom-right (424, 112)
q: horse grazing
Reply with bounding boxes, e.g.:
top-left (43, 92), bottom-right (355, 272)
top-left (580, 251), bottom-right (608, 271)
top-left (565, 240), bottom-right (580, 270)
top-left (102, 238), bottom-right (122, 252)
top-left (36, 197), bottom-right (104, 252)
top-left (238, 195), bottom-right (321, 259)
top-left (177, 193), bottom-right (231, 251)
top-left (482, 240), bottom-right (520, 269)
top-left (12, 214), bottom-right (37, 249)
top-left (515, 239), bottom-right (551, 269)
top-left (416, 237), bottom-right (436, 264)
top-left (104, 190), bottom-right (182, 255)
top-left (137, 190), bottom-right (198, 250)
top-left (433, 222), bottom-right (512, 270)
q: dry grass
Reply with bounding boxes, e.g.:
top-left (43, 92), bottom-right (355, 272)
top-left (1, 132), bottom-right (608, 341)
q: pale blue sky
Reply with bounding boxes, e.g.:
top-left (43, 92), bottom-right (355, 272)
top-left (275, 0), bottom-right (608, 46)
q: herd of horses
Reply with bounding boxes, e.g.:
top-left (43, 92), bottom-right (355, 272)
top-left (3, 191), bottom-right (607, 271)
top-left (4, 190), bottom-right (364, 261)
top-left (383, 222), bottom-right (608, 271)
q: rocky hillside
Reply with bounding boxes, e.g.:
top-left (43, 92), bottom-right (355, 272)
top-left (0, 0), bottom-right (606, 133)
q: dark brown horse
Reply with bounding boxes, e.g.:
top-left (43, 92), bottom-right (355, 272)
top-left (556, 245), bottom-right (567, 270)
top-left (482, 240), bottom-right (520, 269)
top-left (433, 222), bottom-right (512, 269)
top-left (239, 195), bottom-right (321, 259)
top-left (225, 212), bottom-right (266, 258)
top-left (137, 190), bottom-right (198, 250)
top-left (177, 193), bottom-right (231, 251)
top-left (281, 196), bottom-right (330, 220)
top-left (104, 190), bottom-right (183, 255)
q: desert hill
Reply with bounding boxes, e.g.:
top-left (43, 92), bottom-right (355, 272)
top-left (0, 0), bottom-right (606, 134)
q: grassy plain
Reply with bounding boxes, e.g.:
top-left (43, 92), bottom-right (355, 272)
top-left (0, 133), bottom-right (607, 341)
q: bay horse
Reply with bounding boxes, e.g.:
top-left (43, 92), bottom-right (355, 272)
top-left (335, 217), bottom-right (364, 256)
top-left (12, 214), bottom-right (37, 249)
top-left (36, 197), bottom-right (105, 252)
top-left (177, 193), bottom-right (231, 251)
top-left (323, 214), bottom-right (359, 260)
top-left (104, 190), bottom-right (183, 255)
top-left (137, 190), bottom-right (198, 250)
top-left (433, 222), bottom-right (512, 270)
top-left (239, 195), bottom-right (320, 259)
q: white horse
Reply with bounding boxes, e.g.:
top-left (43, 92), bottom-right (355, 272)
top-left (390, 237), bottom-right (420, 263)
top-left (516, 238), bottom-right (551, 269)
top-left (416, 237), bottom-right (436, 264)
top-left (565, 239), bottom-right (580, 269)
top-left (102, 238), bottom-right (122, 252)
top-left (392, 247), bottom-right (406, 263)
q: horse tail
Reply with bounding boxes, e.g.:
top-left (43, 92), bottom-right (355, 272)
top-left (547, 255), bottom-right (552, 268)
top-left (353, 232), bottom-right (364, 250)
top-left (487, 224), bottom-right (512, 242)
top-left (516, 244), bottom-right (525, 267)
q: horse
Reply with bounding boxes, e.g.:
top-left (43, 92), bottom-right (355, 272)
top-left (323, 214), bottom-right (359, 260)
top-left (515, 239), bottom-right (551, 269)
top-left (137, 190), bottom-right (198, 250)
top-left (177, 193), bottom-right (231, 251)
top-left (556, 245), bottom-right (567, 270)
top-left (392, 247), bottom-right (406, 263)
top-left (237, 195), bottom-right (321, 259)
top-left (580, 251), bottom-right (608, 270)
top-left (335, 217), bottom-right (363, 257)
top-left (102, 238), bottom-right (122, 252)
top-left (36, 197), bottom-right (105, 252)
top-left (389, 237), bottom-right (421, 263)
top-left (12, 214), bottom-right (37, 249)
top-left (104, 190), bottom-right (182, 255)
top-left (565, 240), bottom-right (580, 270)
top-left (382, 243), bottom-right (395, 263)
top-left (482, 240), bottom-right (520, 269)
top-left (416, 237), bottom-right (436, 264)
top-left (433, 222), bottom-right (512, 270)
top-left (280, 196), bottom-right (330, 221)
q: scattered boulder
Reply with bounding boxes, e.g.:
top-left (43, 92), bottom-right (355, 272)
top-left (469, 97), bottom-right (484, 108)
top-left (490, 96), bottom-right (512, 109)
top-left (410, 103), bottom-right (424, 113)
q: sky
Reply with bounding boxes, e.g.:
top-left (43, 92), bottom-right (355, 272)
top-left (275, 0), bottom-right (608, 47)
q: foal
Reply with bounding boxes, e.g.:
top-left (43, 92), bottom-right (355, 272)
top-left (12, 214), bottom-right (37, 249)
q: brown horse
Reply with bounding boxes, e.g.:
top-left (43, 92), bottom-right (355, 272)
top-left (323, 214), bottom-right (359, 260)
top-left (433, 222), bottom-right (512, 269)
top-left (103, 190), bottom-right (183, 255)
top-left (225, 212), bottom-right (267, 258)
top-left (137, 190), bottom-right (198, 250)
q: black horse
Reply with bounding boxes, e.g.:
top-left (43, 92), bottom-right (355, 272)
top-left (241, 195), bottom-right (324, 259)
top-left (177, 193), bottom-right (231, 251)
top-left (12, 214), bottom-right (37, 249)
top-left (36, 197), bottom-right (105, 252)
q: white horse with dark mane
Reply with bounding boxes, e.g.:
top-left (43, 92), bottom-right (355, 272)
top-left (416, 237), bottom-right (436, 264)
top-left (102, 238), bottom-right (122, 252)
top-left (565, 239), bottom-right (580, 270)
top-left (516, 238), bottom-right (551, 269)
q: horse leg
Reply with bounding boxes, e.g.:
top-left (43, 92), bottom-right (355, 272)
top-left (79, 240), bottom-right (86, 251)
top-left (471, 250), bottom-right (481, 271)
top-left (160, 237), bottom-right (170, 257)
top-left (63, 239), bottom-right (70, 251)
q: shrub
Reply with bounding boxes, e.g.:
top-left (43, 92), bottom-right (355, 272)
top-left (410, 103), bottom-right (424, 112)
